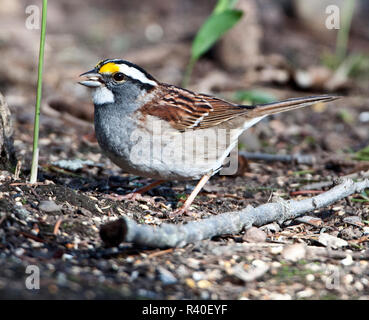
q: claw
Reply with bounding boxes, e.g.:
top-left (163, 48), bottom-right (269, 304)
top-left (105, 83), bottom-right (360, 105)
top-left (105, 192), bottom-right (155, 204)
top-left (169, 207), bottom-right (196, 218)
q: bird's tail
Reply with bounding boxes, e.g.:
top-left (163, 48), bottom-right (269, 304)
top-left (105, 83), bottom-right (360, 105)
top-left (248, 95), bottom-right (339, 117)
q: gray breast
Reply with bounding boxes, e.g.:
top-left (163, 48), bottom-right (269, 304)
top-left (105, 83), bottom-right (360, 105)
top-left (94, 105), bottom-right (243, 180)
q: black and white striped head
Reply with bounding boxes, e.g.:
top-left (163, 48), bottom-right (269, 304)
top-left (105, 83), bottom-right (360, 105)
top-left (79, 59), bottom-right (158, 106)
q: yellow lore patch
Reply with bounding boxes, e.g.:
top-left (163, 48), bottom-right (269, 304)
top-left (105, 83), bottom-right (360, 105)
top-left (99, 62), bottom-right (120, 74)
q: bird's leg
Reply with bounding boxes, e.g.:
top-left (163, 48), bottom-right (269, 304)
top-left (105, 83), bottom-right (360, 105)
top-left (170, 174), bottom-right (211, 217)
top-left (106, 180), bottom-right (165, 202)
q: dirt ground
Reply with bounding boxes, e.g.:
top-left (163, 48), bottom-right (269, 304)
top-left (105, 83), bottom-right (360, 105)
top-left (0, 0), bottom-right (369, 300)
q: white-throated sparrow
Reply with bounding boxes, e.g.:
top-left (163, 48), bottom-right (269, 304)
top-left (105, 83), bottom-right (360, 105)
top-left (79, 59), bottom-right (338, 215)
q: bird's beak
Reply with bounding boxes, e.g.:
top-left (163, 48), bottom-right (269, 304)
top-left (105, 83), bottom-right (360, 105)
top-left (78, 69), bottom-right (103, 88)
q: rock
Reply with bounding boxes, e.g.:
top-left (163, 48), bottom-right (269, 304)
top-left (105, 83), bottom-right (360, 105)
top-left (296, 288), bottom-right (315, 299)
top-left (15, 248), bottom-right (25, 256)
top-left (293, 66), bottom-right (333, 90)
top-left (282, 244), bottom-right (307, 262)
top-left (341, 255), bottom-right (354, 266)
top-left (38, 200), bottom-right (62, 213)
top-left (343, 216), bottom-right (363, 227)
top-left (318, 233), bottom-right (348, 249)
top-left (295, 216), bottom-right (323, 227)
top-left (363, 227), bottom-right (369, 236)
top-left (157, 267), bottom-right (177, 285)
top-left (0, 93), bottom-right (17, 171)
top-left (52, 159), bottom-right (95, 172)
top-left (231, 260), bottom-right (269, 282)
top-left (14, 206), bottom-right (31, 219)
top-left (269, 293), bottom-right (291, 300)
top-left (339, 227), bottom-right (362, 240)
top-left (243, 227), bottom-right (267, 243)
top-left (270, 246), bottom-right (283, 255)
top-left (359, 112), bottom-right (369, 123)
top-left (260, 222), bottom-right (281, 234)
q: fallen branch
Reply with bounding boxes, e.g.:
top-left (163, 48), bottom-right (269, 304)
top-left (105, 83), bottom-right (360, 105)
top-left (100, 179), bottom-right (369, 248)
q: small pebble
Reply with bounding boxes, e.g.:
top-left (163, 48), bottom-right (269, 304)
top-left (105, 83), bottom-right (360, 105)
top-left (359, 111), bottom-right (369, 123)
top-left (363, 227), bottom-right (369, 236)
top-left (197, 280), bottom-right (211, 289)
top-left (339, 227), bottom-right (362, 240)
top-left (57, 273), bottom-right (67, 286)
top-left (282, 244), bottom-right (306, 262)
top-left (260, 222), bottom-right (281, 234)
top-left (192, 272), bottom-right (205, 281)
top-left (185, 278), bottom-right (196, 289)
top-left (296, 288), bottom-right (314, 299)
top-left (341, 255), bottom-right (353, 266)
top-left (270, 246), bottom-right (283, 255)
top-left (232, 260), bottom-right (269, 282)
top-left (318, 233), bottom-right (348, 249)
top-left (39, 200), bottom-right (61, 213)
top-left (139, 204), bottom-right (149, 210)
top-left (343, 216), bottom-right (362, 226)
top-left (270, 293), bottom-right (291, 300)
top-left (342, 274), bottom-right (354, 285)
top-left (306, 274), bottom-right (315, 282)
top-left (354, 281), bottom-right (364, 291)
top-left (62, 253), bottom-right (73, 260)
top-left (15, 248), bottom-right (25, 256)
top-left (14, 207), bottom-right (30, 219)
top-left (158, 267), bottom-right (177, 285)
top-left (243, 227), bottom-right (267, 243)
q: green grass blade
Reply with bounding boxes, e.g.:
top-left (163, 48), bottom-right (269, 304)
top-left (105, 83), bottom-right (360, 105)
top-left (30, 0), bottom-right (48, 184)
top-left (213, 0), bottom-right (238, 14)
top-left (354, 145), bottom-right (369, 161)
top-left (191, 9), bottom-right (243, 61)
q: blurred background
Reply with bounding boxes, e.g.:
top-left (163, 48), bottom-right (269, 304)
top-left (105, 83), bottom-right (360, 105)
top-left (0, 0), bottom-right (368, 168)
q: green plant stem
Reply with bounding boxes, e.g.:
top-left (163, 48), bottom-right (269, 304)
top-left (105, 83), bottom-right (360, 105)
top-left (336, 0), bottom-right (356, 62)
top-left (182, 57), bottom-right (196, 88)
top-left (30, 0), bottom-right (47, 184)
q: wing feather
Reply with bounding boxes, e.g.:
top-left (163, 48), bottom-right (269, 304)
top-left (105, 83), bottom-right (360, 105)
top-left (139, 84), bottom-right (339, 131)
top-left (140, 84), bottom-right (253, 131)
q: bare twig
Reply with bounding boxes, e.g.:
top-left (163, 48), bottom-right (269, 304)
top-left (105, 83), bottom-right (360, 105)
top-left (240, 152), bottom-right (369, 168)
top-left (289, 190), bottom-right (324, 196)
top-left (100, 178), bottom-right (369, 248)
top-left (301, 170), bottom-right (369, 190)
top-left (239, 151), bottom-right (316, 165)
top-left (53, 217), bottom-right (63, 235)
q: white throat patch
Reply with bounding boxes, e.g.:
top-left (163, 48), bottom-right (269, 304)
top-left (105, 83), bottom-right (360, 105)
top-left (92, 86), bottom-right (115, 105)
top-left (118, 64), bottom-right (157, 86)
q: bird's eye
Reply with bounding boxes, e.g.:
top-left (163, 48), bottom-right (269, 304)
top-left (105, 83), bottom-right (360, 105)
top-left (113, 72), bottom-right (125, 82)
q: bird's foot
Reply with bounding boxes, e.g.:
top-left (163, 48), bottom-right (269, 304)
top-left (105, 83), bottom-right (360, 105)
top-left (169, 206), bottom-right (196, 218)
top-left (105, 192), bottom-right (155, 204)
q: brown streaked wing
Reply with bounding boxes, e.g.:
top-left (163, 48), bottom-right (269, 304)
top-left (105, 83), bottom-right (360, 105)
top-left (140, 84), bottom-right (254, 131)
